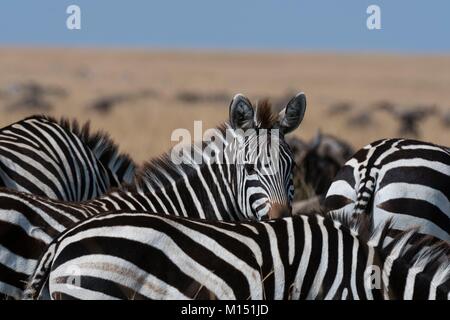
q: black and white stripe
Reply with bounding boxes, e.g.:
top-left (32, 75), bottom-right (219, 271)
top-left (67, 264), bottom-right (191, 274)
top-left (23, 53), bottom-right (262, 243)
top-left (325, 138), bottom-right (450, 242)
top-left (24, 211), bottom-right (450, 300)
top-left (0, 115), bottom-right (135, 201)
top-left (0, 93), bottom-right (306, 299)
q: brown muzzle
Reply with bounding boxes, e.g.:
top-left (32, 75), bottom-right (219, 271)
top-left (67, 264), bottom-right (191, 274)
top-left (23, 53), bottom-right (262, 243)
top-left (268, 203), bottom-right (292, 219)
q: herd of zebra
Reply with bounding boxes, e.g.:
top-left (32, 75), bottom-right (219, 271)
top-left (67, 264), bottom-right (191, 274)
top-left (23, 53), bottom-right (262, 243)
top-left (0, 92), bottom-right (448, 300)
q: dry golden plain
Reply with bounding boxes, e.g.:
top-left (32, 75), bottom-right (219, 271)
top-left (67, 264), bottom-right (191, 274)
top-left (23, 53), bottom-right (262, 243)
top-left (0, 48), bottom-right (449, 164)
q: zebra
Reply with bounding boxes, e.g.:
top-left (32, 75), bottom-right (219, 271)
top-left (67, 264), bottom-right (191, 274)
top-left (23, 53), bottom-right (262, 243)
top-left (23, 211), bottom-right (450, 300)
top-left (325, 138), bottom-right (450, 242)
top-left (0, 92), bottom-right (307, 299)
top-left (0, 115), bottom-right (135, 201)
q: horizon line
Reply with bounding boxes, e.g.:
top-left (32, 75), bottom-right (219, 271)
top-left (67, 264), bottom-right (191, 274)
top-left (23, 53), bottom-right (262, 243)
top-left (1, 44), bottom-right (449, 57)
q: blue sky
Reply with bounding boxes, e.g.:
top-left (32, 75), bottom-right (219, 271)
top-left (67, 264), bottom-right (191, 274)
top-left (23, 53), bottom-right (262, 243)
top-left (0, 1), bottom-right (449, 53)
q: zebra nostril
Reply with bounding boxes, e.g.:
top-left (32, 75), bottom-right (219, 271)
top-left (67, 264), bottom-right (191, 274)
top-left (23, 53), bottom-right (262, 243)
top-left (268, 203), bottom-right (292, 219)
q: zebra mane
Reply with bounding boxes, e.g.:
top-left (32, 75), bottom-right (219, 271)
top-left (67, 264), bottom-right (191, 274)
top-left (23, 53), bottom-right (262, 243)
top-left (254, 99), bottom-right (278, 128)
top-left (328, 210), bottom-right (449, 297)
top-left (327, 213), bottom-right (450, 299)
top-left (131, 99), bottom-right (282, 191)
top-left (329, 210), bottom-right (449, 262)
top-left (327, 211), bottom-right (376, 246)
top-left (382, 229), bottom-right (449, 270)
top-left (24, 115), bottom-right (136, 183)
top-left (382, 230), bottom-right (449, 298)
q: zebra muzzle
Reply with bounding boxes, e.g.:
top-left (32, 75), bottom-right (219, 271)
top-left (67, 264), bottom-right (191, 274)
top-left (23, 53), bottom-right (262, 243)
top-left (268, 203), bottom-right (292, 219)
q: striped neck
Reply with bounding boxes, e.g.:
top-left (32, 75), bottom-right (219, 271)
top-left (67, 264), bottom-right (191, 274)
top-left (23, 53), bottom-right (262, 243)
top-left (288, 214), bottom-right (449, 300)
top-left (285, 214), bottom-right (383, 299)
top-left (132, 124), bottom-right (245, 221)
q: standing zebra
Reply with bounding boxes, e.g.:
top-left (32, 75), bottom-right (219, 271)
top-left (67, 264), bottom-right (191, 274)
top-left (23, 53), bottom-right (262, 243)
top-left (24, 211), bottom-right (450, 300)
top-left (0, 115), bottom-right (135, 201)
top-left (325, 138), bottom-right (450, 242)
top-left (0, 92), bottom-right (306, 299)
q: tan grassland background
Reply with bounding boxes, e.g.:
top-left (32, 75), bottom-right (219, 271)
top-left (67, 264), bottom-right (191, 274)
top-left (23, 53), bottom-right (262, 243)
top-left (0, 48), bottom-right (449, 164)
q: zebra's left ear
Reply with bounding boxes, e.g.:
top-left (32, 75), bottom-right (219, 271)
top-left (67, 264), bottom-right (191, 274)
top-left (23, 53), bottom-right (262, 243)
top-left (277, 92), bottom-right (306, 135)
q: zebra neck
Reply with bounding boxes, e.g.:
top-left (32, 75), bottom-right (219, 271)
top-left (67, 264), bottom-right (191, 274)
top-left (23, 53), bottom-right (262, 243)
top-left (130, 127), bottom-right (245, 220)
top-left (287, 215), bottom-right (386, 300)
top-left (134, 160), bottom-right (242, 221)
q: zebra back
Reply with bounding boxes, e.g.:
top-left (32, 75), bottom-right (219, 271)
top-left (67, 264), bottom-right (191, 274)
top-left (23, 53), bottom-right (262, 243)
top-left (0, 115), bottom-right (135, 201)
top-left (23, 211), bottom-right (450, 300)
top-left (56, 116), bottom-right (135, 185)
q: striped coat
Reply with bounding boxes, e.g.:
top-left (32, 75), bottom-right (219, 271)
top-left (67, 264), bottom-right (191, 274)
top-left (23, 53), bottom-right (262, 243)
top-left (325, 138), bottom-right (450, 242)
top-left (24, 211), bottom-right (450, 300)
top-left (0, 115), bottom-right (135, 201)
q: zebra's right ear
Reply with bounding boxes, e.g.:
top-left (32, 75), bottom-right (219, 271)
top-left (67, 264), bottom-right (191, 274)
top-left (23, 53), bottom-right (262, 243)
top-left (229, 94), bottom-right (255, 130)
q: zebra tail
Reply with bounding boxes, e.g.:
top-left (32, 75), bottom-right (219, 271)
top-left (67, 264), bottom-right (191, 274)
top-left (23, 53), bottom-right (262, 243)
top-left (22, 242), bottom-right (58, 300)
top-left (353, 171), bottom-right (377, 218)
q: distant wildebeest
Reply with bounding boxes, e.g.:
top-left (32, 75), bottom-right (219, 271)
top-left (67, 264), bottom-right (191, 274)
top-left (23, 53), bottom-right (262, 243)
top-left (375, 103), bottom-right (437, 137)
top-left (4, 81), bottom-right (67, 112)
top-left (89, 89), bottom-right (158, 113)
top-left (287, 132), bottom-right (354, 213)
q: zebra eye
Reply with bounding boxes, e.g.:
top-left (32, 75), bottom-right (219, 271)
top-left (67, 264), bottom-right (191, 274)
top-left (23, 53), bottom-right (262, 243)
top-left (244, 163), bottom-right (257, 174)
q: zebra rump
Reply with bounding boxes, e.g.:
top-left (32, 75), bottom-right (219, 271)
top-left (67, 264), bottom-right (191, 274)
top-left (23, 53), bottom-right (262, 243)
top-left (24, 211), bottom-right (450, 300)
top-left (0, 115), bottom-right (135, 201)
top-left (325, 138), bottom-right (450, 242)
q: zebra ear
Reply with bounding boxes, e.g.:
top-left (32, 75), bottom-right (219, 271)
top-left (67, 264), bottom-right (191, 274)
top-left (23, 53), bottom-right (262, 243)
top-left (278, 92), bottom-right (306, 135)
top-left (229, 94), bottom-right (255, 130)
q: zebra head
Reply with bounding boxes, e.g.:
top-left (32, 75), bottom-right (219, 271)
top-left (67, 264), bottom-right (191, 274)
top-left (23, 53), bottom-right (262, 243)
top-left (228, 92), bottom-right (306, 220)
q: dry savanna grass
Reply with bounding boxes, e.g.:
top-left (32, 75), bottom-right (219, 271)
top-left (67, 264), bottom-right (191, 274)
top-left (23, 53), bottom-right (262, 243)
top-left (0, 48), bottom-right (449, 164)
